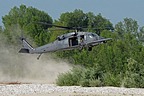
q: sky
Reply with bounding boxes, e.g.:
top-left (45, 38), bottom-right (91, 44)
top-left (0, 0), bottom-right (144, 27)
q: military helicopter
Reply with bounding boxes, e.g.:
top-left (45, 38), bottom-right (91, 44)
top-left (19, 22), bottom-right (112, 59)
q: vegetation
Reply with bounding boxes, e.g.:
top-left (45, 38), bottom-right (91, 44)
top-left (2, 4), bottom-right (52, 46)
top-left (1, 4), bottom-right (144, 88)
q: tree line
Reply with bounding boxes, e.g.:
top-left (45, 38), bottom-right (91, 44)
top-left (1, 4), bottom-right (144, 87)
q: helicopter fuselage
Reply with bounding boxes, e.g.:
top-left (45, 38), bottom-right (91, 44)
top-left (30, 32), bottom-right (108, 54)
top-left (19, 32), bottom-right (111, 55)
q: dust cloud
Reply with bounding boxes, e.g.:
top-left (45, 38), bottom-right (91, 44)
top-left (0, 33), bottom-right (72, 84)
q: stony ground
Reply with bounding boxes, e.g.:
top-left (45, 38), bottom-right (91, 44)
top-left (0, 83), bottom-right (144, 96)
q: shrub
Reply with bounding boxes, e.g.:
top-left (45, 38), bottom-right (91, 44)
top-left (102, 72), bottom-right (121, 87)
top-left (56, 67), bottom-right (83, 86)
top-left (56, 72), bottom-right (75, 86)
top-left (123, 72), bottom-right (144, 88)
top-left (79, 79), bottom-right (90, 87)
top-left (89, 79), bottom-right (102, 87)
top-left (56, 67), bottom-right (104, 87)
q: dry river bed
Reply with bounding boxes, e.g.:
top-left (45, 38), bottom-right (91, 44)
top-left (0, 83), bottom-right (144, 96)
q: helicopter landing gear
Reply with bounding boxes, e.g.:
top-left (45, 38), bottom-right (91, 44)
top-left (88, 46), bottom-right (92, 51)
top-left (37, 53), bottom-right (42, 60)
top-left (79, 46), bottom-right (83, 51)
top-left (103, 41), bottom-right (107, 43)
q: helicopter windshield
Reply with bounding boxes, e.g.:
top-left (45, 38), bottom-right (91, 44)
top-left (88, 33), bottom-right (99, 40)
top-left (88, 33), bottom-right (95, 38)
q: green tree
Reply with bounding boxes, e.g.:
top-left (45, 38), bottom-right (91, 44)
top-left (91, 14), bottom-right (113, 32)
top-left (137, 26), bottom-right (144, 43)
top-left (2, 4), bottom-right (52, 45)
top-left (115, 18), bottom-right (138, 39)
top-left (0, 26), bottom-right (2, 32)
top-left (58, 9), bottom-right (88, 27)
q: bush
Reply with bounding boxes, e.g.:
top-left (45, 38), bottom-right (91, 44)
top-left (102, 72), bottom-right (121, 87)
top-left (56, 67), bottom-right (104, 87)
top-left (56, 72), bottom-right (75, 86)
top-left (123, 72), bottom-right (144, 88)
top-left (56, 67), bottom-right (83, 86)
top-left (89, 79), bottom-right (102, 87)
top-left (80, 79), bottom-right (90, 87)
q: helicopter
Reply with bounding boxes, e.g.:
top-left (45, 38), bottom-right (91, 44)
top-left (19, 22), bottom-right (112, 59)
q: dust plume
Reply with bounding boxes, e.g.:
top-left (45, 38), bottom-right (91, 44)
top-left (0, 32), bottom-right (72, 84)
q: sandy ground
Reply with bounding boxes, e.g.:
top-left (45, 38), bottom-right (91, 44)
top-left (1, 82), bottom-right (144, 96)
top-left (20, 92), bottom-right (141, 96)
top-left (21, 92), bottom-right (102, 96)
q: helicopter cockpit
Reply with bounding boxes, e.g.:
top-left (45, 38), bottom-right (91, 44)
top-left (87, 33), bottom-right (99, 40)
top-left (57, 32), bottom-right (77, 41)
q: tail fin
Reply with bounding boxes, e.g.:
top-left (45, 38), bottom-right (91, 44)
top-left (19, 38), bottom-right (34, 53)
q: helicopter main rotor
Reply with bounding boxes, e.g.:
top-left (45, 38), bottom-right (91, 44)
top-left (36, 22), bottom-right (114, 36)
top-left (37, 22), bottom-right (84, 31)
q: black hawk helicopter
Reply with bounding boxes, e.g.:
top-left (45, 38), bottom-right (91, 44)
top-left (19, 22), bottom-right (112, 59)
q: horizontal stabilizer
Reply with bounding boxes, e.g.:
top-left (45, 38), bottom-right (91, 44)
top-left (19, 48), bottom-right (30, 53)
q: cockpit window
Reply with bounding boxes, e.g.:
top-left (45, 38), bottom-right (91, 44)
top-left (88, 33), bottom-right (95, 38)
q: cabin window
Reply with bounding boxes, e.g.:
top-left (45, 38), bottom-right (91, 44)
top-left (69, 37), bottom-right (78, 46)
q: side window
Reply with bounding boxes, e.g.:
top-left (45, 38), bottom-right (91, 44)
top-left (69, 37), bottom-right (78, 46)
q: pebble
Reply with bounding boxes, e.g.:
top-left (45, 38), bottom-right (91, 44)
top-left (0, 84), bottom-right (144, 96)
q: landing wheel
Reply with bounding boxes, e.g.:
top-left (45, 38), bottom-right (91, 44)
top-left (88, 47), bottom-right (92, 51)
top-left (103, 41), bottom-right (107, 43)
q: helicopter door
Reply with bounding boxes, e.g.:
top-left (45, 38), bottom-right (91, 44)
top-left (69, 37), bottom-right (78, 46)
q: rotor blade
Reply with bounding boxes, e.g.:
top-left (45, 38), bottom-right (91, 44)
top-left (37, 22), bottom-right (86, 31)
top-left (48, 28), bottom-right (69, 31)
top-left (37, 22), bottom-right (73, 29)
top-left (36, 22), bottom-right (114, 32)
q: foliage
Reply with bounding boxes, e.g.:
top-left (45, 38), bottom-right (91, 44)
top-left (58, 9), bottom-right (88, 27)
top-left (2, 4), bottom-right (52, 46)
top-left (56, 67), bottom-right (83, 86)
top-left (89, 79), bottom-right (102, 87)
top-left (0, 26), bottom-right (2, 32)
top-left (56, 67), bottom-right (103, 87)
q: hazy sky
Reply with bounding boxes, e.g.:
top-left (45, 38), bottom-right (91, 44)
top-left (0, 0), bottom-right (144, 27)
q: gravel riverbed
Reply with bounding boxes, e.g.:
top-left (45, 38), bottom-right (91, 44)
top-left (0, 84), bottom-right (144, 96)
